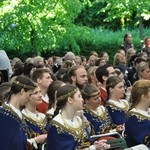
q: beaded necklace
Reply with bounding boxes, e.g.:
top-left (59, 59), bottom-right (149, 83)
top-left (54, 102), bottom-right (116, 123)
top-left (60, 113), bottom-right (82, 132)
top-left (23, 108), bottom-right (45, 125)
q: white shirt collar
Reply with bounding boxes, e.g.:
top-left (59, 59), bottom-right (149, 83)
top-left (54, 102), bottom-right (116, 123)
top-left (6, 103), bottom-right (22, 119)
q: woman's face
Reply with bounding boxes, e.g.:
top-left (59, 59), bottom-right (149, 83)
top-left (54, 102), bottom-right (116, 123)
top-left (118, 54), bottom-right (126, 63)
top-left (110, 82), bottom-right (125, 99)
top-left (28, 86), bottom-right (42, 106)
top-left (126, 34), bottom-right (132, 43)
top-left (87, 94), bottom-right (101, 110)
top-left (140, 68), bottom-right (150, 80)
top-left (145, 38), bottom-right (150, 48)
top-left (72, 89), bottom-right (84, 111)
top-left (99, 59), bottom-right (106, 66)
top-left (141, 53), bottom-right (148, 61)
top-left (103, 53), bottom-right (109, 62)
top-left (81, 58), bottom-right (87, 66)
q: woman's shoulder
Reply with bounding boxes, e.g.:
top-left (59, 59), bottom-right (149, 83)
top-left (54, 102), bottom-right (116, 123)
top-left (107, 99), bottom-right (129, 111)
top-left (128, 108), bottom-right (150, 120)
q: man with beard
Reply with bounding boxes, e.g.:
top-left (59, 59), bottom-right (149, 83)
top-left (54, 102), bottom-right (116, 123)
top-left (66, 65), bottom-right (88, 91)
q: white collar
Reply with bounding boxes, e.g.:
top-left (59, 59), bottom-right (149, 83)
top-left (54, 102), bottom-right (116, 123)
top-left (6, 103), bottom-right (22, 119)
top-left (22, 108), bottom-right (45, 120)
top-left (131, 108), bottom-right (150, 118)
top-left (42, 94), bottom-right (49, 103)
top-left (47, 107), bottom-right (55, 115)
top-left (54, 113), bottom-right (82, 128)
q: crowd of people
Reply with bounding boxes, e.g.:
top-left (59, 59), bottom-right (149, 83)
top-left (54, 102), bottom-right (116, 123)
top-left (0, 33), bottom-right (150, 150)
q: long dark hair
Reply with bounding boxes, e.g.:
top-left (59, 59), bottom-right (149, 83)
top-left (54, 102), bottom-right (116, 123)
top-left (52, 84), bottom-right (78, 118)
top-left (7, 75), bottom-right (37, 103)
top-left (106, 76), bottom-right (122, 98)
top-left (124, 33), bottom-right (131, 42)
top-left (47, 80), bottom-right (65, 109)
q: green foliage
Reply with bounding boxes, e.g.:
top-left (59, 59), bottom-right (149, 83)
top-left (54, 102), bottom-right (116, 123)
top-left (0, 0), bottom-right (150, 61)
top-left (99, 0), bottom-right (150, 27)
top-left (74, 27), bottom-right (150, 62)
top-left (0, 0), bottom-right (87, 56)
top-left (76, 0), bottom-right (150, 30)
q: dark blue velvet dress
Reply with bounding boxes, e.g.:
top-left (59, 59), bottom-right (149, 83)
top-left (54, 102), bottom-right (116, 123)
top-left (84, 106), bottom-right (113, 134)
top-left (22, 109), bottom-right (47, 150)
top-left (125, 108), bottom-right (150, 148)
top-left (46, 115), bottom-right (92, 150)
top-left (106, 99), bottom-right (129, 125)
top-left (22, 110), bottom-right (47, 137)
top-left (0, 105), bottom-right (28, 150)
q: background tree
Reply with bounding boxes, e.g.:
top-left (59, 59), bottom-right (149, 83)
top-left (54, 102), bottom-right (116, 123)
top-left (0, 0), bottom-right (88, 57)
top-left (76, 0), bottom-right (150, 38)
top-left (0, 0), bottom-right (150, 60)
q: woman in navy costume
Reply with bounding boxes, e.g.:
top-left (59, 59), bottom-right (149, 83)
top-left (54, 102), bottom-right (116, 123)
top-left (106, 76), bottom-right (129, 127)
top-left (46, 84), bottom-right (110, 150)
top-left (0, 75), bottom-right (37, 150)
top-left (125, 79), bottom-right (150, 148)
top-left (82, 84), bottom-right (113, 134)
top-left (22, 85), bottom-right (47, 149)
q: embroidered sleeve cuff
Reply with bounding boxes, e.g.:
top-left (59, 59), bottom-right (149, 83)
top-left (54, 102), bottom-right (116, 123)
top-left (109, 128), bottom-right (117, 133)
top-left (27, 138), bottom-right (38, 149)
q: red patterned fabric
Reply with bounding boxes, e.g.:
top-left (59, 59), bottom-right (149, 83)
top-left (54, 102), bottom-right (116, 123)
top-left (36, 99), bottom-right (48, 114)
top-left (99, 87), bottom-right (107, 106)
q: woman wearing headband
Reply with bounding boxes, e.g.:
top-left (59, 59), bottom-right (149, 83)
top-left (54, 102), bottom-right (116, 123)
top-left (82, 84), bottom-right (113, 135)
top-left (125, 80), bottom-right (150, 148)
top-left (46, 84), bottom-right (110, 150)
top-left (0, 75), bottom-right (46, 150)
top-left (106, 76), bottom-right (129, 129)
top-left (22, 85), bottom-right (47, 150)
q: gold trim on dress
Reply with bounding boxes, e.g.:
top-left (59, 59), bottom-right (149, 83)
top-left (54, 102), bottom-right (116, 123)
top-left (84, 106), bottom-right (107, 119)
top-left (2, 103), bottom-right (29, 137)
top-left (3, 103), bottom-right (22, 120)
top-left (84, 107), bottom-right (114, 134)
top-left (51, 119), bottom-right (84, 142)
top-left (128, 109), bottom-right (150, 120)
top-left (107, 100), bottom-right (129, 111)
top-left (23, 109), bottom-right (47, 129)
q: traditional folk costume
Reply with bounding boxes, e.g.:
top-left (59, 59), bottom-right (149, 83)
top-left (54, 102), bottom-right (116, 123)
top-left (106, 99), bottom-right (129, 125)
top-left (125, 108), bottom-right (150, 148)
top-left (22, 108), bottom-right (47, 150)
top-left (0, 103), bottom-right (28, 150)
top-left (84, 105), bottom-right (113, 134)
top-left (47, 113), bottom-right (94, 150)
